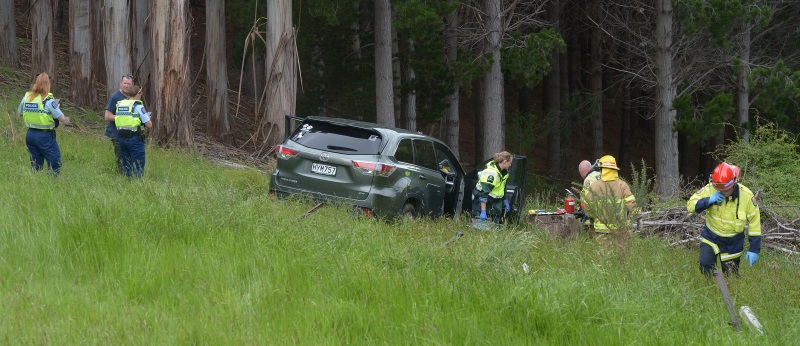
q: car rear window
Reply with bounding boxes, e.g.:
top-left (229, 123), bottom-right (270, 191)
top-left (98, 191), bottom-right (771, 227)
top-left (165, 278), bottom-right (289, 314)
top-left (289, 120), bottom-right (383, 155)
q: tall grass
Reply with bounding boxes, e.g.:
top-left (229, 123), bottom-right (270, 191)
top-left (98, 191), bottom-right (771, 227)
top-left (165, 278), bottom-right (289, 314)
top-left (1, 96), bottom-right (799, 344)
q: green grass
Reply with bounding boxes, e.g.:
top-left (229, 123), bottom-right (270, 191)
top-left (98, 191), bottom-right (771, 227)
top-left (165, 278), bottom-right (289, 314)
top-left (1, 94), bottom-right (799, 344)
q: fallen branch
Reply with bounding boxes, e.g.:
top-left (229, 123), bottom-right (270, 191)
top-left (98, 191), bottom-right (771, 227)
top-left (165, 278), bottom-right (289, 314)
top-left (765, 243), bottom-right (799, 256)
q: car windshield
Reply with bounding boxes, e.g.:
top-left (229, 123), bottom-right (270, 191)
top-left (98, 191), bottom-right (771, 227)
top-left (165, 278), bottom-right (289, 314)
top-left (290, 120), bottom-right (383, 155)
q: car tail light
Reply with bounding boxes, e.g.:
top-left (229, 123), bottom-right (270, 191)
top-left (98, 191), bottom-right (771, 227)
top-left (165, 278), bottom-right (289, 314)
top-left (361, 207), bottom-right (375, 218)
top-left (352, 160), bottom-right (396, 177)
top-left (276, 145), bottom-right (298, 159)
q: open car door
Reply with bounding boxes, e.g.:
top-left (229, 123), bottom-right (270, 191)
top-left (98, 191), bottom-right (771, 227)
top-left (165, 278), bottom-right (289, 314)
top-left (462, 155), bottom-right (527, 224)
top-left (284, 115), bottom-right (305, 140)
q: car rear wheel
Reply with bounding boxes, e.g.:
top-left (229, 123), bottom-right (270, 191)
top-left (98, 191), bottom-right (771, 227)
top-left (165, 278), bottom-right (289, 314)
top-left (401, 203), bottom-right (417, 219)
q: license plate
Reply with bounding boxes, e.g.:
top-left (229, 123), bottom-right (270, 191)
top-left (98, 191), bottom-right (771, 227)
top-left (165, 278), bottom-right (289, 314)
top-left (311, 163), bottom-right (337, 176)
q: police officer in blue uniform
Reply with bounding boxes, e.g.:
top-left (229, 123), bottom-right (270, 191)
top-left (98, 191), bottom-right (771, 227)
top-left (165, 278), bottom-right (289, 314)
top-left (112, 85), bottom-right (152, 178)
top-left (104, 74), bottom-right (134, 173)
top-left (17, 73), bottom-right (70, 175)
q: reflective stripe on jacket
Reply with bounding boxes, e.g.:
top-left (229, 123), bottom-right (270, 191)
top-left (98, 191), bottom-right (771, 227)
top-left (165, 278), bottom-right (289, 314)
top-left (22, 92), bottom-right (55, 129)
top-left (115, 99), bottom-right (144, 131)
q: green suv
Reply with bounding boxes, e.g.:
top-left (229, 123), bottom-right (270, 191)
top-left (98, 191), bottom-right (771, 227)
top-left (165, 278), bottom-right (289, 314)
top-left (269, 116), bottom-right (466, 219)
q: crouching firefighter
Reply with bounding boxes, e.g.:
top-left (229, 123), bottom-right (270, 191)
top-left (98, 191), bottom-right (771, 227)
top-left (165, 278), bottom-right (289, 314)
top-left (114, 85), bottom-right (152, 178)
top-left (687, 162), bottom-right (762, 276)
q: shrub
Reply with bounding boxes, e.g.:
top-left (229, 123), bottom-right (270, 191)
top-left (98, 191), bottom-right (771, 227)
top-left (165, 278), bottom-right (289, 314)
top-left (721, 123), bottom-right (800, 206)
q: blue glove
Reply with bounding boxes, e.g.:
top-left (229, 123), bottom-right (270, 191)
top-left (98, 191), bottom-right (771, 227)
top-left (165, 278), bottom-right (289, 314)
top-left (745, 252), bottom-right (758, 266)
top-left (708, 192), bottom-right (725, 205)
top-left (479, 210), bottom-right (487, 220)
top-left (504, 200), bottom-right (511, 212)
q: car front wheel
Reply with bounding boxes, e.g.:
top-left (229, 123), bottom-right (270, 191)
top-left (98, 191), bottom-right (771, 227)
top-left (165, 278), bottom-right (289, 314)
top-left (401, 202), bottom-right (417, 219)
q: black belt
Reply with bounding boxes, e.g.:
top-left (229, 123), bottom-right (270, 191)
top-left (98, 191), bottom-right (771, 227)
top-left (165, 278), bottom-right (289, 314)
top-left (28, 128), bottom-right (53, 131)
top-left (117, 129), bottom-right (140, 138)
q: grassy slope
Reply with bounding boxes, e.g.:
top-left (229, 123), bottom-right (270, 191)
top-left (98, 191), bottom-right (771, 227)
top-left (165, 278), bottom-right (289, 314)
top-left (1, 77), bottom-right (798, 345)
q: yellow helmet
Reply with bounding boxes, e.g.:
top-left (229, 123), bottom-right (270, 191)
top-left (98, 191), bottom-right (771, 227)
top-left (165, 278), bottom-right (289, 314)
top-left (597, 155), bottom-right (619, 170)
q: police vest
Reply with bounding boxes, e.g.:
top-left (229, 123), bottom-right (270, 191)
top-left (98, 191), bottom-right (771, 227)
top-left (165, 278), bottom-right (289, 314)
top-left (476, 162), bottom-right (508, 199)
top-left (22, 92), bottom-right (56, 129)
top-left (115, 99), bottom-right (144, 131)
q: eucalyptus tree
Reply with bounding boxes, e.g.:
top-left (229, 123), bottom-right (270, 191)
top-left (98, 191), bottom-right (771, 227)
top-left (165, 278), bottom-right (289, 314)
top-left (0, 0), bottom-right (17, 67)
top-left (150, 0), bottom-right (192, 146)
top-left (132, 0), bottom-right (152, 103)
top-left (93, 0), bottom-right (106, 85)
top-left (103, 0), bottom-right (132, 99)
top-left (69, 0), bottom-right (97, 105)
top-left (206, 0), bottom-right (230, 143)
top-left (261, 0), bottom-right (297, 151)
top-left (31, 0), bottom-right (55, 86)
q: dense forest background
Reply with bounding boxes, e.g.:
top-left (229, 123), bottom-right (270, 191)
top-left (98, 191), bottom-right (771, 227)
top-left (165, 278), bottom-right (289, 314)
top-left (2, 0), bottom-right (799, 197)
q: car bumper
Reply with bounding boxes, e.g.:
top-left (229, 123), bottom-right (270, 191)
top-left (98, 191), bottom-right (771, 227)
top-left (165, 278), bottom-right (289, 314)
top-left (269, 174), bottom-right (404, 219)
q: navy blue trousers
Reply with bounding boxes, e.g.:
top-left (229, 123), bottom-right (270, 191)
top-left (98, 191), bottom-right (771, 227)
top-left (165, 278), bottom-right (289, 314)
top-left (118, 136), bottom-right (146, 178)
top-left (699, 231), bottom-right (745, 276)
top-left (26, 129), bottom-right (61, 175)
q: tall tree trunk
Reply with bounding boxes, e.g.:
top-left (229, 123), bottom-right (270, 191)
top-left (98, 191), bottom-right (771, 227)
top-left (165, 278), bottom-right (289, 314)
top-left (567, 16), bottom-right (580, 93)
top-left (31, 0), bottom-right (55, 87)
top-left (654, 0), bottom-right (679, 198)
top-left (374, 0), bottom-right (395, 126)
top-left (619, 83), bottom-right (631, 168)
top-left (54, 0), bottom-right (66, 32)
top-left (590, 0), bottom-right (603, 160)
top-left (402, 38), bottom-right (417, 131)
top-left (736, 23), bottom-right (751, 143)
top-left (69, 0), bottom-right (96, 106)
top-left (206, 0), bottom-right (230, 143)
top-left (151, 0), bottom-right (192, 146)
top-left (0, 0), bottom-right (17, 67)
top-left (104, 0), bottom-right (131, 99)
top-left (132, 0), bottom-right (152, 103)
top-left (546, 0), bottom-right (562, 175)
top-left (474, 78), bottom-right (484, 167)
top-left (444, 0), bottom-right (460, 157)
top-left (93, 0), bottom-right (106, 87)
top-left (392, 15), bottom-right (402, 125)
top-left (481, 0), bottom-right (504, 159)
top-left (265, 0), bottom-right (296, 150)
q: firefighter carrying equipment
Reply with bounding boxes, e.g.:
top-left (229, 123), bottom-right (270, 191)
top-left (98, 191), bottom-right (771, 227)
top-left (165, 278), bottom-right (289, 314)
top-left (22, 92), bottom-right (56, 130)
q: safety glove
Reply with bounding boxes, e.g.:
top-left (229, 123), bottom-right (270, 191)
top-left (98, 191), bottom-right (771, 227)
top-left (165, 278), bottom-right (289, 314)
top-left (708, 192), bottom-right (725, 205)
top-left (504, 200), bottom-right (511, 212)
top-left (745, 252), bottom-right (758, 266)
top-left (479, 210), bottom-right (487, 220)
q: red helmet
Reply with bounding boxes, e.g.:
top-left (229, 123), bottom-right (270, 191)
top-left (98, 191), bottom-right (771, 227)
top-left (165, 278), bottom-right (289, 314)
top-left (711, 163), bottom-right (738, 191)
